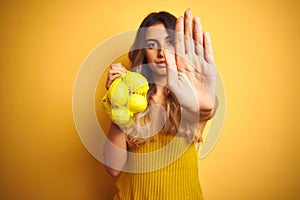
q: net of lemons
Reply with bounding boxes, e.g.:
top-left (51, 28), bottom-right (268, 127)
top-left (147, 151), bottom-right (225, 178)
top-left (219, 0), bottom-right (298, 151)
top-left (102, 71), bottom-right (149, 128)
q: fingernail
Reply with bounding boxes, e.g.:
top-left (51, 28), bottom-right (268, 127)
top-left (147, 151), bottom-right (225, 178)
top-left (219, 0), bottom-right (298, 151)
top-left (177, 16), bottom-right (183, 24)
top-left (187, 8), bottom-right (192, 16)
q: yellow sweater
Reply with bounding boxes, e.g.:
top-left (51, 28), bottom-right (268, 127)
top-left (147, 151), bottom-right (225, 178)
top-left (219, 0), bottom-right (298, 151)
top-left (113, 132), bottom-right (204, 200)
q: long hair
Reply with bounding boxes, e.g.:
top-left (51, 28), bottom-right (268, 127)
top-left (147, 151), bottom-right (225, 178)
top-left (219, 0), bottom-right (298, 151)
top-left (125, 11), bottom-right (202, 148)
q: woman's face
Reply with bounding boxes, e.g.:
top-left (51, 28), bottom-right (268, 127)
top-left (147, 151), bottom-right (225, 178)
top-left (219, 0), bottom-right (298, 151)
top-left (144, 23), bottom-right (174, 77)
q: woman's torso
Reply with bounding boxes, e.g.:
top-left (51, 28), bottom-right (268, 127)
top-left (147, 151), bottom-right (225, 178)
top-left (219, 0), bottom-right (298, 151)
top-left (113, 132), bottom-right (204, 200)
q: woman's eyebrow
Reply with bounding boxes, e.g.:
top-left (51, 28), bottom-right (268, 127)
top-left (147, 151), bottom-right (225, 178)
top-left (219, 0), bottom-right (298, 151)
top-left (145, 36), bottom-right (171, 42)
top-left (145, 39), bottom-right (158, 42)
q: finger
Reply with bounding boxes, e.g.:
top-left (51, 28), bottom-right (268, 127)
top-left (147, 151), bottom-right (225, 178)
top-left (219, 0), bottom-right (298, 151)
top-left (105, 78), bottom-right (111, 90)
top-left (175, 17), bottom-right (185, 58)
top-left (106, 76), bottom-right (114, 90)
top-left (203, 32), bottom-right (215, 64)
top-left (193, 16), bottom-right (204, 56)
top-left (111, 74), bottom-right (122, 81)
top-left (165, 51), bottom-right (178, 86)
top-left (184, 9), bottom-right (195, 54)
top-left (111, 63), bottom-right (127, 72)
top-left (106, 74), bottom-right (121, 89)
top-left (109, 68), bottom-right (126, 76)
top-left (108, 73), bottom-right (122, 81)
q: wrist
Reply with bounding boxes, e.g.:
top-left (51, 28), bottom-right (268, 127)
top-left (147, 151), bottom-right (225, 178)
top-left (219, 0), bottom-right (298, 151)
top-left (200, 96), bottom-right (218, 121)
top-left (181, 96), bottom-right (218, 122)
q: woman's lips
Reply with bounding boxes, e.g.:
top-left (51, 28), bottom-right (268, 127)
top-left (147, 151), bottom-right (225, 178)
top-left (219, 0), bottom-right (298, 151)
top-left (156, 61), bottom-right (167, 67)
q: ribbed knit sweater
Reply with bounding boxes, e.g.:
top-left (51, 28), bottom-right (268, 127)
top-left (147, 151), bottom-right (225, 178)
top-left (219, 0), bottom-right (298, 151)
top-left (113, 132), bottom-right (204, 200)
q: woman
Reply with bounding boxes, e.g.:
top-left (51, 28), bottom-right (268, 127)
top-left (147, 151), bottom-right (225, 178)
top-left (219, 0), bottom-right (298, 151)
top-left (104, 9), bottom-right (218, 200)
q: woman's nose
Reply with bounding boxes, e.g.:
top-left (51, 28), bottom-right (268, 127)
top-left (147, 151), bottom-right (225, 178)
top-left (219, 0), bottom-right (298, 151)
top-left (157, 48), bottom-right (165, 58)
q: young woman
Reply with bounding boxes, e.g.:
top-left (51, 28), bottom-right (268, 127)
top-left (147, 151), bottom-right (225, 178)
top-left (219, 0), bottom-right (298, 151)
top-left (104, 9), bottom-right (218, 200)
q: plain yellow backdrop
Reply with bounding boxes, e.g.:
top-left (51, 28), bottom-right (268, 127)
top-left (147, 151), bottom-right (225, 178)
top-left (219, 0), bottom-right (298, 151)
top-left (1, 0), bottom-right (299, 199)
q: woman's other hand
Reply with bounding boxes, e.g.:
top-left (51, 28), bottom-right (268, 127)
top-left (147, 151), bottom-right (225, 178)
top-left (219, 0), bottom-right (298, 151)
top-left (106, 63), bottom-right (127, 90)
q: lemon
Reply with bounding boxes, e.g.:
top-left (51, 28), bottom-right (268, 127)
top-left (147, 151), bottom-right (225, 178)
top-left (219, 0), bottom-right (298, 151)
top-left (111, 107), bottom-right (131, 125)
top-left (108, 77), bottom-right (129, 107)
top-left (134, 85), bottom-right (149, 96)
top-left (128, 94), bottom-right (147, 113)
top-left (123, 71), bottom-right (149, 93)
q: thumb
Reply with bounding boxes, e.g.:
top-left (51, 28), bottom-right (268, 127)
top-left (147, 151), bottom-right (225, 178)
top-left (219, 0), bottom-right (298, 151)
top-left (165, 51), bottom-right (178, 86)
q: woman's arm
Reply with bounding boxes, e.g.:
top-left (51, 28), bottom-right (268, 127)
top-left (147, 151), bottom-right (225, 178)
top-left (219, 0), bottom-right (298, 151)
top-left (104, 123), bottom-right (127, 177)
top-left (103, 63), bottom-right (128, 176)
top-left (197, 119), bottom-right (208, 136)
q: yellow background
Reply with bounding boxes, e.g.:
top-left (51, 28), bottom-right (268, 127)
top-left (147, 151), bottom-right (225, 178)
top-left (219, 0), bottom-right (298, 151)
top-left (1, 0), bottom-right (299, 199)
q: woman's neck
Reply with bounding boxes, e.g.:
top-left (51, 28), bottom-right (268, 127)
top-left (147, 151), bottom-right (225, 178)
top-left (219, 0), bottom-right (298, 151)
top-left (151, 84), bottom-right (168, 106)
top-left (155, 84), bottom-right (168, 96)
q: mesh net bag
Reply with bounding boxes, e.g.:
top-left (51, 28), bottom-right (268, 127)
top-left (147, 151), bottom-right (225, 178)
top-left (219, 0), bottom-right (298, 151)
top-left (102, 71), bottom-right (149, 128)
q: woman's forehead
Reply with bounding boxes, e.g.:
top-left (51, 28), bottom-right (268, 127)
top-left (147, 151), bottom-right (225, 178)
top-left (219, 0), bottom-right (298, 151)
top-left (145, 23), bottom-right (170, 40)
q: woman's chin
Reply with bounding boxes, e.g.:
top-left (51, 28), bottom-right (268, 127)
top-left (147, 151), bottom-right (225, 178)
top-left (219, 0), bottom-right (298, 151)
top-left (154, 68), bottom-right (167, 76)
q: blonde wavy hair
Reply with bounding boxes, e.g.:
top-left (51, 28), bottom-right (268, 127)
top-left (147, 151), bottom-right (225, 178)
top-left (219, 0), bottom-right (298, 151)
top-left (124, 82), bottom-right (203, 148)
top-left (122, 11), bottom-right (202, 148)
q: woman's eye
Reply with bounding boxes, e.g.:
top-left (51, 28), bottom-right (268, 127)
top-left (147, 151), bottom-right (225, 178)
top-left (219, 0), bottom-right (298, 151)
top-left (166, 39), bottom-right (174, 46)
top-left (146, 42), bottom-right (158, 49)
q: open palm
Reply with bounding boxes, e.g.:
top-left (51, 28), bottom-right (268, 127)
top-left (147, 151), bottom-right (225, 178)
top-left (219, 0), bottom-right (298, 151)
top-left (165, 9), bottom-right (217, 113)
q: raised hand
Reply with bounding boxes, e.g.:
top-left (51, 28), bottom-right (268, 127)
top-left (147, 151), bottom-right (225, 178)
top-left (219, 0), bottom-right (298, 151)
top-left (165, 9), bottom-right (217, 113)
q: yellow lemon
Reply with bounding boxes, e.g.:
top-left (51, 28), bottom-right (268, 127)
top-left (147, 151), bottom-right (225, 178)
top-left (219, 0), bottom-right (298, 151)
top-left (108, 77), bottom-right (129, 107)
top-left (128, 94), bottom-right (147, 113)
top-left (134, 85), bottom-right (149, 96)
top-left (122, 71), bottom-right (149, 93)
top-left (111, 107), bottom-right (131, 125)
